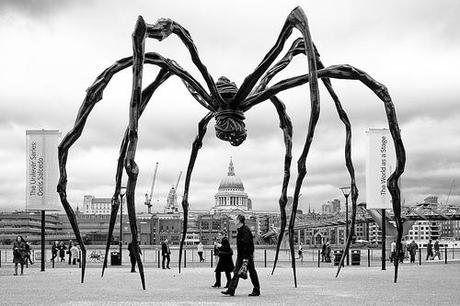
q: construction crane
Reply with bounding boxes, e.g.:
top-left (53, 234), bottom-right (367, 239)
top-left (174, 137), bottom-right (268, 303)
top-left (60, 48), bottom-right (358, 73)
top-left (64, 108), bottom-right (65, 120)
top-left (165, 171), bottom-right (182, 213)
top-left (144, 162), bottom-right (159, 214)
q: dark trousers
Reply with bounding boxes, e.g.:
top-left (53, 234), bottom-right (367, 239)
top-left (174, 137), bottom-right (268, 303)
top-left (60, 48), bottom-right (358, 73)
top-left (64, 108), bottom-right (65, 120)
top-left (162, 254), bottom-right (170, 269)
top-left (215, 271), bottom-right (231, 287)
top-left (198, 251), bottom-right (204, 262)
top-left (130, 256), bottom-right (136, 272)
top-left (410, 253), bottom-right (416, 263)
top-left (228, 256), bottom-right (260, 294)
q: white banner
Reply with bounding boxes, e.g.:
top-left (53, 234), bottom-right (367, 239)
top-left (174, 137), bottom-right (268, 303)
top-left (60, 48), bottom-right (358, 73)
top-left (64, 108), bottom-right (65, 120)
top-left (26, 130), bottom-right (61, 211)
top-left (366, 129), bottom-right (396, 209)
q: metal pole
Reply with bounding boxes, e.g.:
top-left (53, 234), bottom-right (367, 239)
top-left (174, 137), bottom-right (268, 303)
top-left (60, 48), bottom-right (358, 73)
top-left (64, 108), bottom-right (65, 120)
top-left (345, 194), bottom-right (349, 266)
top-left (41, 210), bottom-right (45, 272)
top-left (157, 250), bottom-right (160, 268)
top-left (119, 194), bottom-right (123, 265)
top-left (211, 250), bottom-right (213, 268)
top-left (264, 249), bottom-right (267, 268)
top-left (184, 250), bottom-right (187, 268)
top-left (0, 249), bottom-right (2, 268)
top-left (317, 250), bottom-right (320, 267)
top-left (445, 246), bottom-right (447, 264)
top-left (368, 248), bottom-right (371, 267)
top-left (381, 209), bottom-right (386, 270)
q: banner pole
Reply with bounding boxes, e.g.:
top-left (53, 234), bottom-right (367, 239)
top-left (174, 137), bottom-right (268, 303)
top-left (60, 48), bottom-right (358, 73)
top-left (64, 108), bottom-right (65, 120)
top-left (381, 209), bottom-right (386, 270)
top-left (41, 210), bottom-right (45, 272)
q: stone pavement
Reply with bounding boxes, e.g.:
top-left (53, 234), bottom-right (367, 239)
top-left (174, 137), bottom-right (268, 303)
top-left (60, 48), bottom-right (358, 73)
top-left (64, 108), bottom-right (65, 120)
top-left (0, 263), bottom-right (459, 305)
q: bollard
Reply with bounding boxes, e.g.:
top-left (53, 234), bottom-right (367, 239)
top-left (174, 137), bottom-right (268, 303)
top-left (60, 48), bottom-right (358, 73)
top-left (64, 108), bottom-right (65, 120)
top-left (211, 250), bottom-right (213, 268)
top-left (445, 246), bottom-right (447, 264)
top-left (317, 250), bottom-right (320, 267)
top-left (368, 249), bottom-right (371, 267)
top-left (264, 249), bottom-right (267, 268)
top-left (157, 250), bottom-right (160, 268)
top-left (184, 250), bottom-right (187, 268)
top-left (418, 248), bottom-right (422, 265)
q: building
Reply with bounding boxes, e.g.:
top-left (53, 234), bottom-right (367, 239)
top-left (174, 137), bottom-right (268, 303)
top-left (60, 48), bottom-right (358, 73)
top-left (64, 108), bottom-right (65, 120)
top-left (321, 199), bottom-right (341, 215)
top-left (211, 158), bottom-right (251, 214)
top-left (0, 211), bottom-right (63, 244)
top-left (83, 195), bottom-right (112, 214)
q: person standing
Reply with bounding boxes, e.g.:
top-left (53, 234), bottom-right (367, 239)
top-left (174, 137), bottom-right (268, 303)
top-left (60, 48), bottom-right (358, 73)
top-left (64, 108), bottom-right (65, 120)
top-left (212, 237), bottom-right (234, 288)
top-left (325, 242), bottom-right (332, 262)
top-left (426, 240), bottom-right (434, 260)
top-left (128, 241), bottom-right (142, 272)
top-left (390, 240), bottom-right (396, 263)
top-left (297, 244), bottom-right (304, 262)
top-left (67, 241), bottom-right (73, 264)
top-left (161, 239), bottom-right (171, 269)
top-left (321, 242), bottom-right (327, 262)
top-left (13, 236), bottom-right (26, 275)
top-left (70, 243), bottom-right (79, 265)
top-left (51, 241), bottom-right (58, 262)
top-left (59, 241), bottom-right (66, 262)
top-left (408, 240), bottom-right (418, 263)
top-left (433, 240), bottom-right (441, 260)
top-left (24, 241), bottom-right (33, 267)
top-left (222, 214), bottom-right (260, 297)
top-left (197, 242), bottom-right (205, 262)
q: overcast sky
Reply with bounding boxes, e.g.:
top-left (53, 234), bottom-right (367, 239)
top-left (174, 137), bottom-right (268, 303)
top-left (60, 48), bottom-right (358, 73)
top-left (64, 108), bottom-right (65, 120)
top-left (1, 0), bottom-right (459, 213)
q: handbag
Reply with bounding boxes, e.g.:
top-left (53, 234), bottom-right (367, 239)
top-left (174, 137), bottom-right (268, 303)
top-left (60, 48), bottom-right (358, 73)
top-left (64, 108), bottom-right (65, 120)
top-left (238, 259), bottom-right (248, 279)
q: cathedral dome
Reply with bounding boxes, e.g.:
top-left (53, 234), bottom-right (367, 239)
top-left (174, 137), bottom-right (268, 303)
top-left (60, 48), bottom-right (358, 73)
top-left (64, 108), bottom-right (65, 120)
top-left (213, 158), bottom-right (251, 212)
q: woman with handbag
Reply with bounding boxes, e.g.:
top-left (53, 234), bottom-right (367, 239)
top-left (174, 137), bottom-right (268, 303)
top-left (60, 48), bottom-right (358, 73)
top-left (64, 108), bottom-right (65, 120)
top-left (212, 237), bottom-right (234, 288)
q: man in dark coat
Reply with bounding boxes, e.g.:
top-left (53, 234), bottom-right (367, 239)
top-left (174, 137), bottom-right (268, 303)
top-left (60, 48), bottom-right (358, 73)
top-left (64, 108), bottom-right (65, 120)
top-left (222, 214), bottom-right (260, 297)
top-left (128, 241), bottom-right (142, 272)
top-left (161, 239), bottom-right (171, 269)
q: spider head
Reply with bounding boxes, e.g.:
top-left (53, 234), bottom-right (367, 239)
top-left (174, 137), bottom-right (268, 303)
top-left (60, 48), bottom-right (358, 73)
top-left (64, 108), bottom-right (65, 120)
top-left (216, 76), bottom-right (237, 101)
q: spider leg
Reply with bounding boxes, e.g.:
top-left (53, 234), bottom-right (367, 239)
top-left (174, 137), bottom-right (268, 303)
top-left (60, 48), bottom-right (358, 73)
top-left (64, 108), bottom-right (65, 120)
top-left (123, 16), bottom-right (149, 290)
top-left (147, 19), bottom-right (222, 108)
top-left (178, 112), bottom-right (214, 273)
top-left (245, 64), bottom-right (406, 282)
top-left (233, 6), bottom-right (318, 106)
top-left (269, 96), bottom-right (293, 275)
top-left (101, 69), bottom-right (171, 277)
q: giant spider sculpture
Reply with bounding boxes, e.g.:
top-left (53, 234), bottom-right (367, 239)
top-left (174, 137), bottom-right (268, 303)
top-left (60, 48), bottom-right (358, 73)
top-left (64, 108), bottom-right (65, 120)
top-left (57, 6), bottom-right (406, 290)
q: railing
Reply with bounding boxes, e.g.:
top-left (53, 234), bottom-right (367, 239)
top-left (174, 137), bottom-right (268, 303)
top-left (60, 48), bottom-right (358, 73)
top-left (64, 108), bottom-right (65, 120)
top-left (1, 245), bottom-right (459, 268)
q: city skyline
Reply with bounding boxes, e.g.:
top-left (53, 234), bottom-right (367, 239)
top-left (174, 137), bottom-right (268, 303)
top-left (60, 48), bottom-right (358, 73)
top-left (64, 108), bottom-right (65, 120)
top-left (1, 0), bottom-right (459, 213)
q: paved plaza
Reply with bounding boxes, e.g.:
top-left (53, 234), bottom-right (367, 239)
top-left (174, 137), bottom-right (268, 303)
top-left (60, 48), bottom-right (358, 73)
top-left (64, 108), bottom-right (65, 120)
top-left (0, 262), bottom-right (459, 305)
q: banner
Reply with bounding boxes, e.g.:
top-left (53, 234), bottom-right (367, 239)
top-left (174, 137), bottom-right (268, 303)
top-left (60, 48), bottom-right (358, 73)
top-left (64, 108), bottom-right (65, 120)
top-left (26, 130), bottom-right (61, 211)
top-left (366, 129), bottom-right (396, 209)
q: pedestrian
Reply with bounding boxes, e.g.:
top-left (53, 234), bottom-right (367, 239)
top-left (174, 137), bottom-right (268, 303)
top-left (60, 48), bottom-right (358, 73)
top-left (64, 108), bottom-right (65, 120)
top-left (70, 243), bottom-right (79, 265)
top-left (212, 237), bottom-right (234, 288)
top-left (222, 214), bottom-right (260, 297)
top-left (325, 242), bottom-right (332, 262)
top-left (59, 241), bottom-right (66, 262)
top-left (128, 241), bottom-right (142, 272)
top-left (321, 242), bottom-right (327, 262)
top-left (161, 239), bottom-right (171, 269)
top-left (297, 244), bottom-right (304, 262)
top-left (426, 239), bottom-right (434, 260)
top-left (67, 240), bottom-right (73, 264)
top-left (399, 239), bottom-right (407, 263)
top-left (408, 240), bottom-right (418, 263)
top-left (197, 241), bottom-right (205, 262)
top-left (213, 238), bottom-right (221, 263)
top-left (51, 241), bottom-right (59, 262)
top-left (13, 235), bottom-right (27, 276)
top-left (433, 240), bottom-right (441, 260)
top-left (390, 240), bottom-right (396, 263)
top-left (24, 241), bottom-right (33, 267)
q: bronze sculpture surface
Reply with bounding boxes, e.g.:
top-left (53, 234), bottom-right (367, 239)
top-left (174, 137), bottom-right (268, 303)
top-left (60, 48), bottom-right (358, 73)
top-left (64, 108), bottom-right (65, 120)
top-left (57, 6), bottom-right (406, 290)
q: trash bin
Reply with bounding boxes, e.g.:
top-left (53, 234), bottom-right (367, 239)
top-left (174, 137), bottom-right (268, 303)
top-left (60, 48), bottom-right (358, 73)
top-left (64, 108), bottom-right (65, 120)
top-left (111, 251), bottom-right (121, 265)
top-left (333, 249), bottom-right (344, 266)
top-left (351, 249), bottom-right (361, 265)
